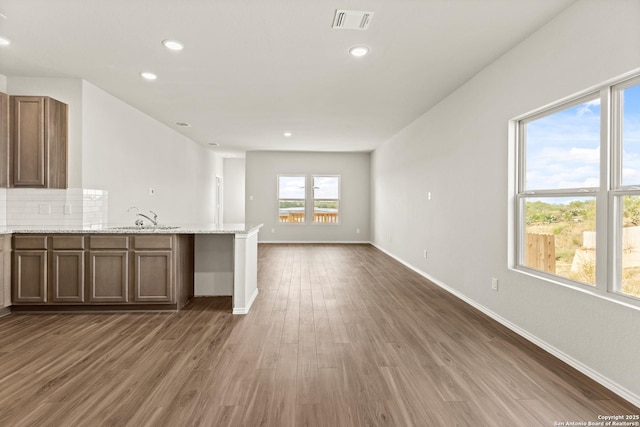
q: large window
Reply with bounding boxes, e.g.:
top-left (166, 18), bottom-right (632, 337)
top-left (277, 175), bottom-right (341, 224)
top-left (514, 73), bottom-right (640, 304)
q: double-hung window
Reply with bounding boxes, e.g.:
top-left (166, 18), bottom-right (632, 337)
top-left (277, 175), bottom-right (341, 224)
top-left (514, 72), bottom-right (640, 304)
top-left (313, 176), bottom-right (340, 224)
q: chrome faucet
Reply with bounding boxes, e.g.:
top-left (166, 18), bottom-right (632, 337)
top-left (137, 210), bottom-right (158, 226)
top-left (127, 206), bottom-right (158, 227)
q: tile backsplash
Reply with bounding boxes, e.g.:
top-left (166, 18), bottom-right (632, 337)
top-left (0, 188), bottom-right (108, 228)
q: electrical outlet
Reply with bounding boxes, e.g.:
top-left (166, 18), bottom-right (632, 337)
top-left (491, 278), bottom-right (499, 292)
top-left (428, 192), bottom-right (432, 200)
top-left (356, 228), bottom-right (360, 234)
top-left (423, 249), bottom-right (427, 259)
top-left (64, 203), bottom-right (72, 215)
top-left (271, 228), bottom-right (275, 233)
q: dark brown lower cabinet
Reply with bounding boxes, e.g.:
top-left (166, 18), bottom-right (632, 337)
top-left (11, 233), bottom-right (194, 311)
top-left (134, 251), bottom-right (172, 302)
top-left (51, 236), bottom-right (85, 303)
top-left (89, 250), bottom-right (129, 303)
top-left (1, 234), bottom-right (11, 309)
top-left (51, 250), bottom-right (85, 303)
top-left (13, 250), bottom-right (47, 303)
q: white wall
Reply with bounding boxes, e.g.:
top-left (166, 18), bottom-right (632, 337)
top-left (223, 158), bottom-right (245, 224)
top-left (81, 81), bottom-right (218, 225)
top-left (371, 0), bottom-right (640, 403)
top-left (246, 151), bottom-right (370, 242)
top-left (0, 74), bottom-right (6, 92)
top-left (7, 77), bottom-right (83, 188)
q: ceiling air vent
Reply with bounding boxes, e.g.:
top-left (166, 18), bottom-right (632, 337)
top-left (332, 9), bottom-right (374, 30)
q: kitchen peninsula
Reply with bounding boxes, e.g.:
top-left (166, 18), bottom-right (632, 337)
top-left (5, 223), bottom-right (262, 315)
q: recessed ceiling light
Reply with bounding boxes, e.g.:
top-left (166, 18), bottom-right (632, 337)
top-left (176, 122), bottom-right (191, 127)
top-left (162, 39), bottom-right (184, 51)
top-left (140, 71), bottom-right (157, 80)
top-left (349, 46), bottom-right (369, 57)
top-left (0, 37), bottom-right (11, 46)
top-left (283, 131), bottom-right (293, 137)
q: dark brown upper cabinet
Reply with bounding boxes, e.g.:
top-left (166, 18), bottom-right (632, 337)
top-left (0, 92), bottom-right (8, 188)
top-left (10, 96), bottom-right (68, 188)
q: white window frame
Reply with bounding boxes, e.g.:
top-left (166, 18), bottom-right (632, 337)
top-left (511, 70), bottom-right (640, 310)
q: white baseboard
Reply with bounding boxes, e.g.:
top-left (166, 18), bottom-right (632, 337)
top-left (233, 288), bottom-right (259, 315)
top-left (370, 243), bottom-right (640, 409)
top-left (259, 240), bottom-right (371, 244)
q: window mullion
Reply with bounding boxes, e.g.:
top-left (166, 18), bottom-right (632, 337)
top-left (306, 175), bottom-right (312, 223)
top-left (610, 81), bottom-right (626, 296)
top-left (599, 88), bottom-right (612, 293)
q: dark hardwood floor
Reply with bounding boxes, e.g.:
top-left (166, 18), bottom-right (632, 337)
top-left (0, 243), bottom-right (637, 426)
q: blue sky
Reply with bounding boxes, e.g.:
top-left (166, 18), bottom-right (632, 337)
top-left (525, 98), bottom-right (601, 190)
top-left (622, 84), bottom-right (640, 185)
top-left (279, 176), bottom-right (305, 199)
top-left (313, 176), bottom-right (339, 199)
top-left (525, 83), bottom-right (640, 192)
top-left (278, 176), bottom-right (339, 199)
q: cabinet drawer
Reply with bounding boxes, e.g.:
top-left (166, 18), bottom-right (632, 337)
top-left (133, 235), bottom-right (173, 250)
top-left (89, 235), bottom-right (129, 250)
top-left (14, 235), bottom-right (47, 250)
top-left (52, 235), bottom-right (85, 250)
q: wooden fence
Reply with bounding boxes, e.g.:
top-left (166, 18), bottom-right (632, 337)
top-left (526, 233), bottom-right (556, 273)
top-left (279, 212), bottom-right (305, 223)
top-left (313, 212), bottom-right (338, 223)
top-left (279, 212), bottom-right (338, 223)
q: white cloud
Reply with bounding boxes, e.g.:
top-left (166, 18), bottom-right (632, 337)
top-left (577, 99), bottom-right (601, 117)
top-left (569, 147), bottom-right (600, 163)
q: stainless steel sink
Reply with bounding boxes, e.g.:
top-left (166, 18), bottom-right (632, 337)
top-left (107, 225), bottom-right (180, 230)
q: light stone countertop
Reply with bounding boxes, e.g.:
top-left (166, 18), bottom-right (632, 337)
top-left (0, 223), bottom-right (263, 236)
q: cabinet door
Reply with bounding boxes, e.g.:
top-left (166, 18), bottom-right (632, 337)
top-left (0, 92), bottom-right (8, 188)
top-left (51, 250), bottom-right (85, 303)
top-left (0, 237), bottom-right (4, 307)
top-left (13, 250), bottom-right (47, 303)
top-left (46, 97), bottom-right (68, 189)
top-left (10, 96), bottom-right (46, 187)
top-left (89, 250), bottom-right (129, 303)
top-left (134, 251), bottom-right (173, 303)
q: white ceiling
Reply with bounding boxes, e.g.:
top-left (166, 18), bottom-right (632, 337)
top-left (0, 0), bottom-right (576, 153)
